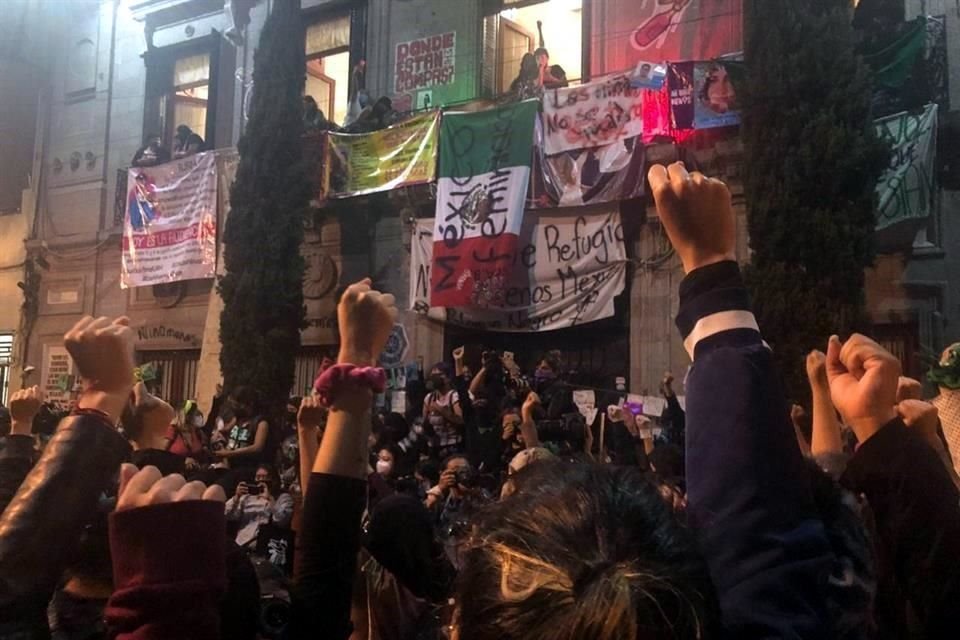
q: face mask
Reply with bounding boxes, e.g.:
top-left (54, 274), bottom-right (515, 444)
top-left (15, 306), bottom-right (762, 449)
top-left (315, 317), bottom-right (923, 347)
top-left (534, 369), bottom-right (556, 383)
top-left (429, 374), bottom-right (445, 389)
top-left (413, 424), bottom-right (424, 435)
top-left (190, 416), bottom-right (204, 428)
top-left (376, 460), bottom-right (393, 476)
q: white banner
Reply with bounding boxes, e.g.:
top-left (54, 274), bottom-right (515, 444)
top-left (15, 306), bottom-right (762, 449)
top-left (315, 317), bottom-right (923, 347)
top-left (541, 73), bottom-right (644, 155)
top-left (411, 206), bottom-right (627, 332)
top-left (875, 103), bottom-right (938, 230)
top-left (122, 152), bottom-right (218, 288)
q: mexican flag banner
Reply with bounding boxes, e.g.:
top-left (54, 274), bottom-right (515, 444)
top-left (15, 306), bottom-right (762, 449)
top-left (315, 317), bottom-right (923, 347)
top-left (430, 99), bottom-right (539, 308)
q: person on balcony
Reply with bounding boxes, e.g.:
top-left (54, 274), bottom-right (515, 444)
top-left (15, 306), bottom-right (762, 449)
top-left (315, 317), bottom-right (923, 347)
top-left (172, 124), bottom-right (205, 159)
top-left (131, 133), bottom-right (170, 167)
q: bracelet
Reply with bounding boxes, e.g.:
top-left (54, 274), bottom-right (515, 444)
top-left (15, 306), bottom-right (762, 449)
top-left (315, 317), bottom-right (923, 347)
top-left (313, 364), bottom-right (386, 408)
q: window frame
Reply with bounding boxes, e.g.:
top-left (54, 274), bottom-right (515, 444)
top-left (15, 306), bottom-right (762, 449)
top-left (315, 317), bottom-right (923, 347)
top-left (142, 35), bottom-right (220, 153)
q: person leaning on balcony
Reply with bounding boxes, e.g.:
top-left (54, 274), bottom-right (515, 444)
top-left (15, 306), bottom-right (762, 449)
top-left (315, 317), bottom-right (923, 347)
top-left (131, 133), bottom-right (170, 167)
top-left (173, 124), bottom-right (205, 159)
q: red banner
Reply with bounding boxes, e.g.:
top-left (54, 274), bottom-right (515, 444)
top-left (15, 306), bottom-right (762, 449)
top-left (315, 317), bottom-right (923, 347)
top-left (591, 0), bottom-right (743, 76)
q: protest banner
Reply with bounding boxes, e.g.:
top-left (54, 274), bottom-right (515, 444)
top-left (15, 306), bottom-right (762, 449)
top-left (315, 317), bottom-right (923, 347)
top-left (693, 61), bottom-right (741, 129)
top-left (530, 119), bottom-right (646, 209)
top-left (325, 111), bottom-right (439, 198)
top-left (668, 62), bottom-right (695, 130)
top-left (431, 100), bottom-right (539, 308)
top-left (874, 103), bottom-right (938, 230)
top-left (541, 74), bottom-right (644, 155)
top-left (395, 31), bottom-right (456, 94)
top-left (592, 0), bottom-right (743, 76)
top-left (413, 206), bottom-right (627, 332)
top-left (122, 152), bottom-right (217, 288)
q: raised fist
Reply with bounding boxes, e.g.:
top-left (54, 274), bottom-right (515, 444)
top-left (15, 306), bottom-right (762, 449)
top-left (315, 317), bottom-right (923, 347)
top-left (64, 316), bottom-right (135, 396)
top-left (826, 334), bottom-right (900, 443)
top-left (806, 350), bottom-right (828, 387)
top-left (298, 395), bottom-right (327, 430)
top-left (337, 279), bottom-right (397, 367)
top-left (117, 464), bottom-right (225, 512)
top-left (9, 385), bottom-right (42, 425)
top-left (647, 162), bottom-right (736, 274)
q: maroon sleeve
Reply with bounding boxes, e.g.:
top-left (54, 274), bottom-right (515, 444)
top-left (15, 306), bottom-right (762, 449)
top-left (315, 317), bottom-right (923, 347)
top-left (106, 501), bottom-right (227, 640)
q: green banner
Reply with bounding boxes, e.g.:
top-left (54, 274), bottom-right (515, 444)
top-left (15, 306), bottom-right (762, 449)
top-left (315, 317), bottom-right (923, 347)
top-left (324, 111), bottom-right (440, 198)
top-left (874, 103), bottom-right (938, 230)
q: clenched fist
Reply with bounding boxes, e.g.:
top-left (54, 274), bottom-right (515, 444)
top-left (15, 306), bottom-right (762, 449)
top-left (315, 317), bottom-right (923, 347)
top-left (65, 316), bottom-right (135, 424)
top-left (826, 334), bottom-right (901, 443)
top-left (647, 162), bottom-right (736, 274)
top-left (9, 386), bottom-right (42, 436)
top-left (337, 279), bottom-right (398, 367)
top-left (117, 464), bottom-right (225, 512)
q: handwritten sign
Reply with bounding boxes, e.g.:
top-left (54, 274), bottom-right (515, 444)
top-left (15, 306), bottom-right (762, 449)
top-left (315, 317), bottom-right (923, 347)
top-left (325, 111), bottom-right (439, 198)
top-left (395, 32), bottom-right (456, 94)
top-left (541, 74), bottom-right (644, 155)
top-left (41, 345), bottom-right (75, 407)
top-left (412, 205), bottom-right (627, 332)
top-left (122, 152), bottom-right (217, 288)
top-left (875, 103), bottom-right (938, 230)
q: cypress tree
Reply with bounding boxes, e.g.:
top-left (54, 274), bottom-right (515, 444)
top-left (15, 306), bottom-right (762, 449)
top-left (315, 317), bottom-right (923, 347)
top-left (219, 0), bottom-right (309, 414)
top-left (741, 0), bottom-right (889, 400)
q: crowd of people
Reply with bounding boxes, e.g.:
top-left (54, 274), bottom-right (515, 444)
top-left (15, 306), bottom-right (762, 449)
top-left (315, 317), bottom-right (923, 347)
top-left (2, 163), bottom-right (960, 639)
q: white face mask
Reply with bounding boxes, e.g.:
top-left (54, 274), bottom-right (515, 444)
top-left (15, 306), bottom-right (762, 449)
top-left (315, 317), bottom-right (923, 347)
top-left (376, 460), bottom-right (393, 476)
top-left (191, 416), bottom-right (204, 427)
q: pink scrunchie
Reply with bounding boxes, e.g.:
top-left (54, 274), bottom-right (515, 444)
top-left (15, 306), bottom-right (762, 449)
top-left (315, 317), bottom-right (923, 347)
top-left (313, 364), bottom-right (387, 407)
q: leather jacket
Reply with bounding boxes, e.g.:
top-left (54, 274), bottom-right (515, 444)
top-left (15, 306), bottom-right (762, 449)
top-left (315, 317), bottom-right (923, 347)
top-left (0, 415), bottom-right (130, 639)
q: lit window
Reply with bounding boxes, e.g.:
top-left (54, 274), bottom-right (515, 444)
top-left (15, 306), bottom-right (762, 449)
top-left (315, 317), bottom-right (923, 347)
top-left (495, 0), bottom-right (582, 95)
top-left (171, 53), bottom-right (210, 146)
top-left (305, 15), bottom-right (351, 127)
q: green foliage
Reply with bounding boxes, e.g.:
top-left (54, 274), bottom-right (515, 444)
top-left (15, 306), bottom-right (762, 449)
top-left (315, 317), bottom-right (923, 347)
top-left (219, 0), bottom-right (310, 415)
top-left (741, 0), bottom-right (890, 400)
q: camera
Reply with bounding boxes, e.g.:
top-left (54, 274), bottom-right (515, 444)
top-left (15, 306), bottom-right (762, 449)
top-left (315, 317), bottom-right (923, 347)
top-left (454, 466), bottom-right (478, 489)
top-left (536, 413), bottom-right (586, 444)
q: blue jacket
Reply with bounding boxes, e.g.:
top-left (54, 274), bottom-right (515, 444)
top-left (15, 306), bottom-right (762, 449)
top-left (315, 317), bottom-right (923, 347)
top-left (678, 261), bottom-right (835, 638)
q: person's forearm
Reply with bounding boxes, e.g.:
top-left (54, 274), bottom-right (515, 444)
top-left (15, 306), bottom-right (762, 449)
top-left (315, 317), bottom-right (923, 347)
top-left (312, 383), bottom-right (372, 480)
top-left (298, 426), bottom-right (321, 499)
top-left (469, 368), bottom-right (487, 396)
top-left (810, 384), bottom-right (844, 457)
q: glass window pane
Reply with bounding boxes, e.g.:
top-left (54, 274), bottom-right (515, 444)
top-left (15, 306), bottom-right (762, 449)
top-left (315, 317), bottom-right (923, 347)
top-left (305, 15), bottom-right (351, 56)
top-left (173, 53), bottom-right (210, 87)
top-left (173, 100), bottom-right (207, 140)
top-left (305, 51), bottom-right (350, 127)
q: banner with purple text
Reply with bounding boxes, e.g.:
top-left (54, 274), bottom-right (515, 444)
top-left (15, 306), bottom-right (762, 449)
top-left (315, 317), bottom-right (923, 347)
top-left (122, 152), bottom-right (217, 288)
top-left (412, 207), bottom-right (627, 332)
top-left (541, 74), bottom-right (645, 155)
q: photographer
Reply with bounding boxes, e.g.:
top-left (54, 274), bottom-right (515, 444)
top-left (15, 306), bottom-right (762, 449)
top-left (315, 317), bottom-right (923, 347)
top-left (225, 464), bottom-right (293, 549)
top-left (424, 455), bottom-right (492, 568)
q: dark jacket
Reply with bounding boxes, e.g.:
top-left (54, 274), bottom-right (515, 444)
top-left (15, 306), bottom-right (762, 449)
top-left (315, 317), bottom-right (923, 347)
top-left (0, 415), bottom-right (130, 640)
top-left (677, 261), bottom-right (835, 638)
top-left (0, 434), bottom-right (37, 515)
top-left (842, 419), bottom-right (960, 639)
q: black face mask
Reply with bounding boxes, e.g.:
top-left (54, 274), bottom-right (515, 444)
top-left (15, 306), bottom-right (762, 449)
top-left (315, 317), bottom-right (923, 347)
top-left (286, 411), bottom-right (298, 424)
top-left (429, 374), bottom-right (446, 390)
